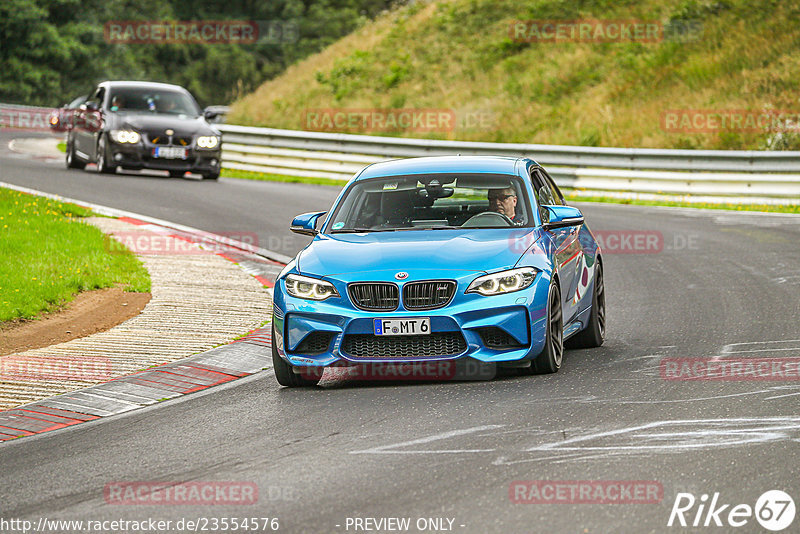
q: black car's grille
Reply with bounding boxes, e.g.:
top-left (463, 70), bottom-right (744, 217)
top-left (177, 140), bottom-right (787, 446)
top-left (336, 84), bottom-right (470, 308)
top-left (348, 283), bottom-right (399, 311)
top-left (294, 332), bottom-right (334, 355)
top-left (402, 280), bottom-right (456, 310)
top-left (478, 327), bottom-right (526, 349)
top-left (148, 134), bottom-right (169, 145)
top-left (342, 332), bottom-right (466, 360)
top-left (147, 134), bottom-right (193, 146)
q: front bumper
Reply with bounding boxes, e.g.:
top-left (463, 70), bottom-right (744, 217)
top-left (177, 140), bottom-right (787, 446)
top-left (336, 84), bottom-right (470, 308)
top-left (272, 272), bottom-right (551, 368)
top-left (109, 140), bottom-right (221, 173)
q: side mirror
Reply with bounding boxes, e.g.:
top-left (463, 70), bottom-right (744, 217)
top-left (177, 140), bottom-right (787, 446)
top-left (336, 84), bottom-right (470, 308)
top-left (542, 205), bottom-right (584, 229)
top-left (290, 211), bottom-right (327, 236)
top-left (84, 101), bottom-right (100, 112)
top-left (203, 108), bottom-right (219, 121)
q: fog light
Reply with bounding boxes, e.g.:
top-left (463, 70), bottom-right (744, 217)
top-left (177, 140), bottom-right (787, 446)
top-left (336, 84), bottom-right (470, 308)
top-left (210, 159), bottom-right (218, 167)
top-left (114, 153), bottom-right (123, 161)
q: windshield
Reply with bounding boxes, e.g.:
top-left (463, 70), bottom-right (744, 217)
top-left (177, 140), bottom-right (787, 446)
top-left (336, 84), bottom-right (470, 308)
top-left (327, 173), bottom-right (532, 232)
top-left (106, 88), bottom-right (200, 115)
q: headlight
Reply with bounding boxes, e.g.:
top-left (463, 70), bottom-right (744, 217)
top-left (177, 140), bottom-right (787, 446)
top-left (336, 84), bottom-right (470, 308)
top-left (110, 130), bottom-right (140, 144)
top-left (466, 267), bottom-right (538, 296)
top-left (196, 135), bottom-right (219, 149)
top-left (284, 274), bottom-right (339, 301)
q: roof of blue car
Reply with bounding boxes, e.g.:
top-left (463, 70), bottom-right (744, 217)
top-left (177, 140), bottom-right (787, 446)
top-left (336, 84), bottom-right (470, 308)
top-left (356, 155), bottom-right (533, 180)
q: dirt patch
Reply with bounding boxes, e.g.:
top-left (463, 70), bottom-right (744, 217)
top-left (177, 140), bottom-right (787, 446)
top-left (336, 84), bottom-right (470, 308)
top-left (0, 287), bottom-right (151, 356)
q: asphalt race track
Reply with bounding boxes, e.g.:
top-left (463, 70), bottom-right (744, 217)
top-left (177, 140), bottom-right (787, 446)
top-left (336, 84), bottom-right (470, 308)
top-left (2, 131), bottom-right (799, 533)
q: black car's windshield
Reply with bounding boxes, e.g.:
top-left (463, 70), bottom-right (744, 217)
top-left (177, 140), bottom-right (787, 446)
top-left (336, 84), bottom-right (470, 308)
top-left (328, 173), bottom-right (531, 232)
top-left (107, 88), bottom-right (200, 116)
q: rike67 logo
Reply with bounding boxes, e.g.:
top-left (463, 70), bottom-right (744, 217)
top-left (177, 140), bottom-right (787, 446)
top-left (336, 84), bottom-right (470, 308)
top-left (668, 490), bottom-right (796, 531)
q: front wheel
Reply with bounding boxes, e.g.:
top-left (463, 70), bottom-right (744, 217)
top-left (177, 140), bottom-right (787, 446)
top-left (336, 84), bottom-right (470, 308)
top-left (65, 138), bottom-right (85, 169)
top-left (566, 261), bottom-right (605, 349)
top-left (272, 324), bottom-right (322, 387)
top-left (522, 280), bottom-right (563, 375)
top-left (96, 136), bottom-right (116, 174)
top-left (202, 170), bottom-right (220, 180)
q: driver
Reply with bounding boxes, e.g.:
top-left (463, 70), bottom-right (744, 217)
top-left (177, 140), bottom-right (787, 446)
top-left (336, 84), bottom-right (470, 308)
top-left (110, 95), bottom-right (125, 111)
top-left (160, 96), bottom-right (178, 113)
top-left (488, 187), bottom-right (524, 225)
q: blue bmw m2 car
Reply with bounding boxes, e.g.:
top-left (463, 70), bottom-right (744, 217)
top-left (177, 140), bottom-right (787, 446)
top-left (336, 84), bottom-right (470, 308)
top-left (272, 156), bottom-right (605, 386)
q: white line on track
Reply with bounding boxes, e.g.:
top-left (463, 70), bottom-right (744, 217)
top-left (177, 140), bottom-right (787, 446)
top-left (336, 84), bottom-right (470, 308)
top-left (350, 425), bottom-right (505, 455)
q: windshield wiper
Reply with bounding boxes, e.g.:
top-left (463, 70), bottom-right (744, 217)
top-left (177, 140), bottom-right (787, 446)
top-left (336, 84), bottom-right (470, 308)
top-left (330, 227), bottom-right (395, 233)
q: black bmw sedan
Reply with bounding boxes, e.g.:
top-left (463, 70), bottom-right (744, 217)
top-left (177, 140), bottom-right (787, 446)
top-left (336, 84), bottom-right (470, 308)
top-left (66, 81), bottom-right (222, 180)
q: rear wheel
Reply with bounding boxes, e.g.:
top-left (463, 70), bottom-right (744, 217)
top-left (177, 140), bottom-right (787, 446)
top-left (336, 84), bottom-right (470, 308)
top-left (96, 137), bottom-right (116, 174)
top-left (566, 261), bottom-right (605, 349)
top-left (272, 324), bottom-right (322, 387)
top-left (168, 170), bottom-right (185, 178)
top-left (65, 138), bottom-right (85, 169)
top-left (522, 280), bottom-right (563, 375)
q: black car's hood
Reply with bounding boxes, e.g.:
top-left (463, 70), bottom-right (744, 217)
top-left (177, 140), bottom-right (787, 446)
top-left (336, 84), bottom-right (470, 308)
top-left (111, 113), bottom-right (217, 136)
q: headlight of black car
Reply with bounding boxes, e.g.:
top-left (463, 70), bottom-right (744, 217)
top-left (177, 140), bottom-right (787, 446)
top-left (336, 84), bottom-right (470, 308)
top-left (196, 136), bottom-right (219, 149)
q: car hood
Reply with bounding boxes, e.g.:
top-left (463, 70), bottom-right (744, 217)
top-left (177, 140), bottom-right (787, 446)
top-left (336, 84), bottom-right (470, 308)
top-left (297, 228), bottom-right (541, 279)
top-left (113, 113), bottom-right (216, 136)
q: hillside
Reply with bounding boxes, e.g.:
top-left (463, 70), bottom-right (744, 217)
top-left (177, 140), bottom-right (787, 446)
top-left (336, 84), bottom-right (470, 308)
top-left (229, 0), bottom-right (800, 150)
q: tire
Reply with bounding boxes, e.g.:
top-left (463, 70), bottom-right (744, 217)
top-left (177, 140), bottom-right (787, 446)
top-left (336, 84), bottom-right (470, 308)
top-left (202, 170), bottom-right (220, 180)
top-left (96, 136), bottom-right (116, 174)
top-left (272, 324), bottom-right (322, 387)
top-left (168, 170), bottom-right (185, 178)
top-left (522, 279), bottom-right (564, 375)
top-left (566, 260), bottom-right (606, 349)
top-left (65, 138), bottom-right (85, 170)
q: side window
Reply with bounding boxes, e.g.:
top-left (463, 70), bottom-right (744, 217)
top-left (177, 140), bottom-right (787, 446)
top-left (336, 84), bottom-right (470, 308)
top-left (532, 169), bottom-right (559, 205)
top-left (539, 169), bottom-right (566, 206)
top-left (529, 168), bottom-right (552, 223)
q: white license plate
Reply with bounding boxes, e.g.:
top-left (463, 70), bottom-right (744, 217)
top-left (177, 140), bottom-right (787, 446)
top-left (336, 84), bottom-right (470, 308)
top-left (374, 318), bottom-right (430, 336)
top-left (153, 147), bottom-right (187, 159)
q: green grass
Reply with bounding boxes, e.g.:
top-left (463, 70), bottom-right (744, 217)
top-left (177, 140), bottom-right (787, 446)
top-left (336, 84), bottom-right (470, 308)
top-left (230, 0), bottom-right (800, 151)
top-left (222, 167), bottom-right (347, 187)
top-left (0, 188), bottom-right (151, 323)
top-left (565, 192), bottom-right (800, 214)
top-left (56, 141), bottom-right (66, 153)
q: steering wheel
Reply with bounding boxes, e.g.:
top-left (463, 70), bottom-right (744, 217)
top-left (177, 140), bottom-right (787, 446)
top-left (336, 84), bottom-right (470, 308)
top-left (462, 211), bottom-right (514, 228)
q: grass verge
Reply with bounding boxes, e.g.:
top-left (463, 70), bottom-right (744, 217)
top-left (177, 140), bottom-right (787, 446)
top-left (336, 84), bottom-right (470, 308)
top-left (0, 188), bottom-right (151, 323)
top-left (56, 141), bottom-right (66, 153)
top-left (222, 167), bottom-right (347, 187)
top-left (564, 192), bottom-right (800, 214)
top-left (222, 167), bottom-right (800, 214)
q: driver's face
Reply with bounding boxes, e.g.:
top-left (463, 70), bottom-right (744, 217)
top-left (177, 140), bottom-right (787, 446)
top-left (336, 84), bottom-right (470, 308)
top-left (488, 189), bottom-right (517, 217)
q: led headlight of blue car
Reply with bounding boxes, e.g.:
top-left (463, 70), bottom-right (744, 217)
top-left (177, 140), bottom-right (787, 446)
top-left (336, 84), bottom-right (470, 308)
top-left (466, 267), bottom-right (538, 296)
top-left (285, 274), bottom-right (339, 301)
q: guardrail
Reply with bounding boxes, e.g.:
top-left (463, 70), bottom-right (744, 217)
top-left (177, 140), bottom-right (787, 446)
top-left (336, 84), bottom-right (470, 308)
top-left (3, 100), bottom-right (797, 203)
top-left (219, 124), bottom-right (800, 203)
